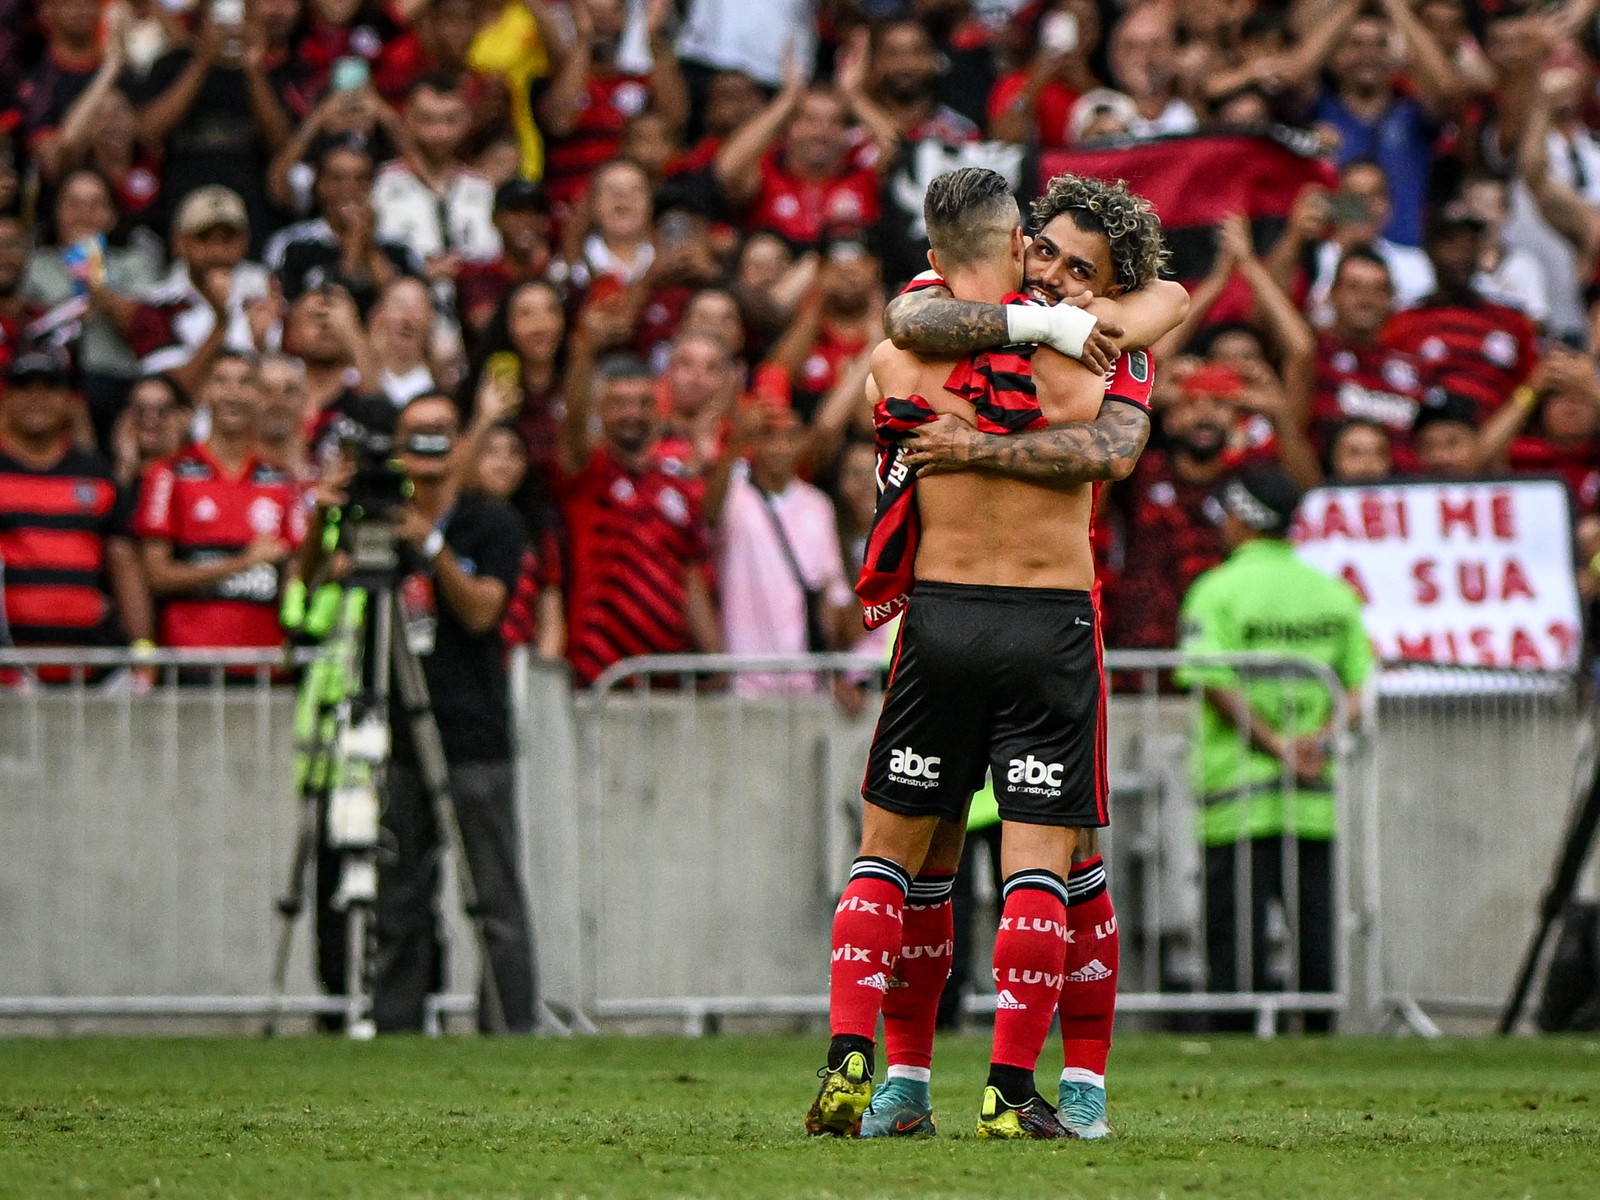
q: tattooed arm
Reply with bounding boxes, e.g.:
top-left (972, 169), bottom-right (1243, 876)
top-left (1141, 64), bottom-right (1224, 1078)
top-left (899, 400), bottom-right (1151, 484)
top-left (884, 282), bottom-right (1187, 370)
top-left (884, 285), bottom-right (1012, 355)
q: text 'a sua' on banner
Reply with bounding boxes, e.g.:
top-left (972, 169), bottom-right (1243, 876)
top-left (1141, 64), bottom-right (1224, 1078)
top-left (1291, 479), bottom-right (1582, 672)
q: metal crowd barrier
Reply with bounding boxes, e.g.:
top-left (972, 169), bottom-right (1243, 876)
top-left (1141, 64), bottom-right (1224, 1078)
top-left (1367, 663), bottom-right (1589, 1035)
top-left (3, 645), bottom-right (1585, 1037)
top-left (0, 647), bottom-right (476, 1031)
top-left (576, 650), bottom-right (1370, 1037)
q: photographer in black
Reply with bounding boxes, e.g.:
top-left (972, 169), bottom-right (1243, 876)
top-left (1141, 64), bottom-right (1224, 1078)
top-left (309, 390), bottom-right (538, 1034)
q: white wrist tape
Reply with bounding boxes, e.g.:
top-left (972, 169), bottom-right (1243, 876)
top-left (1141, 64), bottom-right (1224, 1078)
top-left (1005, 302), bottom-right (1098, 357)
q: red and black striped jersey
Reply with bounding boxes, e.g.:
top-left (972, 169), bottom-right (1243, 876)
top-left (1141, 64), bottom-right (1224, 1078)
top-left (1381, 298), bottom-right (1537, 425)
top-left (537, 72), bottom-right (654, 206)
top-left (1312, 333), bottom-right (1426, 437)
top-left (500, 528), bottom-right (564, 648)
top-left (133, 443), bottom-right (306, 649)
top-left (897, 271), bottom-right (947, 297)
top-left (556, 447), bottom-right (708, 684)
top-left (0, 442), bottom-right (131, 646)
top-left (857, 305), bottom-right (1156, 627)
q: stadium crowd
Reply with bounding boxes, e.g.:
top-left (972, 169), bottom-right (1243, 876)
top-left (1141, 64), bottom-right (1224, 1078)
top-left (2, 0), bottom-right (1600, 681)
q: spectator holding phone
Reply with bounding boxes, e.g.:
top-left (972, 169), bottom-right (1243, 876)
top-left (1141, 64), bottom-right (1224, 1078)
top-left (373, 73), bottom-right (502, 280)
top-left (133, 0), bottom-right (293, 252)
top-left (22, 169), bottom-right (165, 446)
top-left (266, 138), bottom-right (421, 316)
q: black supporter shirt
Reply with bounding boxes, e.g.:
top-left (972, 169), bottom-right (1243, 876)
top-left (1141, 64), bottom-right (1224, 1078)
top-left (390, 491), bottom-right (527, 766)
top-left (134, 51), bottom-right (279, 249)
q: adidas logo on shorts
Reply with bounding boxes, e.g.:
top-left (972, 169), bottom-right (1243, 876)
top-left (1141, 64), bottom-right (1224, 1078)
top-left (1067, 959), bottom-right (1113, 983)
top-left (858, 972), bottom-right (892, 992)
top-left (995, 988), bottom-right (1027, 1010)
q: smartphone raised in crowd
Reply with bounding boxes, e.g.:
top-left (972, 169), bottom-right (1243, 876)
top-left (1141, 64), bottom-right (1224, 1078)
top-left (1040, 12), bottom-right (1079, 54)
top-left (330, 56), bottom-right (372, 94)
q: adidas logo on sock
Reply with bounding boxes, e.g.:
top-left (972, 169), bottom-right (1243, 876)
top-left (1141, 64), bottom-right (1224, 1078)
top-left (1067, 959), bottom-right (1112, 983)
top-left (995, 988), bottom-right (1027, 1010)
top-left (858, 972), bottom-right (892, 992)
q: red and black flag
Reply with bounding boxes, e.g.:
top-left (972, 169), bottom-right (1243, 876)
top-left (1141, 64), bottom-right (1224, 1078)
top-left (1034, 131), bottom-right (1336, 324)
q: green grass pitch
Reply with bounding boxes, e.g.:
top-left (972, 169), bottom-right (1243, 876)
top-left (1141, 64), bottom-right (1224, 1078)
top-left (4, 1034), bottom-right (1600, 1198)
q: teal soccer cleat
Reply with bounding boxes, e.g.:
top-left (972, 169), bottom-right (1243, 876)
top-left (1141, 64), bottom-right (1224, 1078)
top-left (859, 1078), bottom-right (936, 1138)
top-left (1058, 1079), bottom-right (1111, 1139)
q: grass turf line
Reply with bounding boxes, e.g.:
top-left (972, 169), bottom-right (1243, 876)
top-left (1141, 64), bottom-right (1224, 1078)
top-left (3, 1034), bottom-right (1600, 1199)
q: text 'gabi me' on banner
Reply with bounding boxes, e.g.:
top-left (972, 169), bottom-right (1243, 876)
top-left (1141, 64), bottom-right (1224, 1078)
top-left (1291, 479), bottom-right (1582, 671)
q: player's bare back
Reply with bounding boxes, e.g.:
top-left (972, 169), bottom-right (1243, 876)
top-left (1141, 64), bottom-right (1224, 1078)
top-left (869, 341), bottom-right (1106, 591)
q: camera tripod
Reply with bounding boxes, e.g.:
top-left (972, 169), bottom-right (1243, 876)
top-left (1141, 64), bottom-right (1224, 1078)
top-left (1501, 704), bottom-right (1600, 1033)
top-left (266, 514), bottom-right (542, 1037)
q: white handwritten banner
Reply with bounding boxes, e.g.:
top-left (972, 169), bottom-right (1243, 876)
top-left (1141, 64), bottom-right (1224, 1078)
top-left (1291, 479), bottom-right (1582, 671)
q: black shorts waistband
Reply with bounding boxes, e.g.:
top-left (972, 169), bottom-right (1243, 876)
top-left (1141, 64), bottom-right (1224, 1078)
top-left (913, 580), bottom-right (1093, 606)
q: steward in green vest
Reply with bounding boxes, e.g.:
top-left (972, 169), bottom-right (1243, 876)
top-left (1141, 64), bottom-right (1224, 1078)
top-left (1175, 463), bottom-right (1372, 1030)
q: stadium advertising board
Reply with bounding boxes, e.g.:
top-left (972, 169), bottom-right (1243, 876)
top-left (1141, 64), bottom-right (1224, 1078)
top-left (1291, 479), bottom-right (1582, 671)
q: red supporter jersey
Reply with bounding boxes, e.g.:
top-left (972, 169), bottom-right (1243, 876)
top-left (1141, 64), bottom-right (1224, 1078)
top-left (987, 72), bottom-right (1078, 147)
top-left (747, 149), bottom-right (880, 247)
top-left (1381, 299), bottom-right (1537, 424)
top-left (500, 528), bottom-right (564, 647)
top-left (133, 444), bottom-right (307, 649)
top-left (0, 442), bottom-right (131, 646)
top-left (1509, 436), bottom-right (1600, 513)
top-left (540, 72), bottom-right (654, 206)
top-left (1103, 450), bottom-right (1225, 653)
top-left (795, 323), bottom-right (870, 406)
top-left (1312, 332), bottom-right (1427, 463)
top-left (556, 447), bottom-right (707, 684)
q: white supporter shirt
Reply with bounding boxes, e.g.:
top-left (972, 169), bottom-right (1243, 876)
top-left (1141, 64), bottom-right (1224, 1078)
top-left (1307, 238), bottom-right (1436, 329)
top-left (371, 162), bottom-right (501, 264)
top-left (138, 261), bottom-right (275, 375)
top-left (676, 0), bottom-right (817, 86)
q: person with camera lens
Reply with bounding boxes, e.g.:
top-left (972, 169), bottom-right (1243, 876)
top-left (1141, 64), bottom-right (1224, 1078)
top-left (366, 391), bottom-right (537, 1034)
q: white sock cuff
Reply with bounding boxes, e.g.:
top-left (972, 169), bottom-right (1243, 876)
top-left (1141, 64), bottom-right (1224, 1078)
top-left (1060, 1067), bottom-right (1105, 1088)
top-left (886, 1065), bottom-right (931, 1083)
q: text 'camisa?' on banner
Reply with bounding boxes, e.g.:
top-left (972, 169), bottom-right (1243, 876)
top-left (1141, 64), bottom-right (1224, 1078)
top-left (1291, 479), bottom-right (1582, 672)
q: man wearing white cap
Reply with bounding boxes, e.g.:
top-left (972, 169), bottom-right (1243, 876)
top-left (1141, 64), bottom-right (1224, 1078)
top-left (105, 186), bottom-right (277, 397)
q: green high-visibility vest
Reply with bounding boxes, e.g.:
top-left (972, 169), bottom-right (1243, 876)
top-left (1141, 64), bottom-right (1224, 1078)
top-left (1175, 538), bottom-right (1373, 845)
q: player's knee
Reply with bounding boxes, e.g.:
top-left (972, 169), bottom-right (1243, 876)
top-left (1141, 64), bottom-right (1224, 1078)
top-left (921, 819), bottom-right (967, 874)
top-left (858, 807), bottom-right (941, 873)
top-left (1072, 828), bottom-right (1100, 862)
top-left (998, 821), bottom-right (1077, 880)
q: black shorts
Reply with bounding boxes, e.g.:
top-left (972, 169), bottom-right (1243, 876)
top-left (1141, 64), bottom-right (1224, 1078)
top-left (861, 581), bottom-right (1109, 828)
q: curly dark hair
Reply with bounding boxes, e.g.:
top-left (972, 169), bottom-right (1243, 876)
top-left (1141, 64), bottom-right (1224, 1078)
top-left (1029, 174), bottom-right (1169, 293)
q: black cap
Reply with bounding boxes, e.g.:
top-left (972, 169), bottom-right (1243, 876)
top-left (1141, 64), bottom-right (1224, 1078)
top-left (494, 178), bottom-right (551, 215)
top-left (1413, 389), bottom-right (1478, 433)
top-left (1218, 462), bottom-right (1303, 536)
top-left (7, 348), bottom-right (71, 386)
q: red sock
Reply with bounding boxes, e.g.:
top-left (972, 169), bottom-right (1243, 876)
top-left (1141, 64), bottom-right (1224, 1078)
top-left (882, 872), bottom-right (954, 1073)
top-left (1061, 857), bottom-right (1118, 1080)
top-left (829, 857), bottom-right (911, 1041)
top-left (990, 870), bottom-right (1071, 1072)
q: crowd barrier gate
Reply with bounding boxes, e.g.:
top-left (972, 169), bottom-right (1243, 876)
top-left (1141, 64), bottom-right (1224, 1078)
top-left (577, 650), bottom-right (1368, 1038)
top-left (1, 647), bottom-right (1586, 1036)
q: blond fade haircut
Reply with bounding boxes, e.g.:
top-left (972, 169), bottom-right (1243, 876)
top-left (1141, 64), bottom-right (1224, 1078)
top-left (923, 167), bottom-right (1021, 269)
